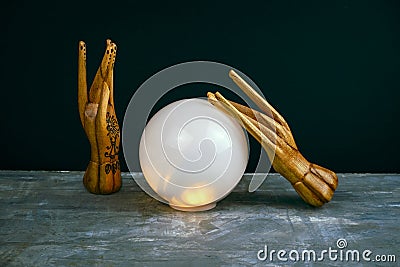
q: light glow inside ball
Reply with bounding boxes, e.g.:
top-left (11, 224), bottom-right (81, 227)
top-left (139, 98), bottom-right (248, 211)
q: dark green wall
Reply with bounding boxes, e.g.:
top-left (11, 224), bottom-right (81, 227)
top-left (2, 0), bottom-right (399, 172)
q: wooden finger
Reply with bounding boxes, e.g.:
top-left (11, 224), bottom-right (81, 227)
top-left (229, 70), bottom-right (291, 132)
top-left (106, 39), bottom-right (116, 107)
top-left (293, 182), bottom-right (325, 207)
top-left (78, 41), bottom-right (88, 127)
top-left (228, 100), bottom-right (297, 150)
top-left (213, 92), bottom-right (278, 162)
top-left (84, 104), bottom-right (99, 163)
top-left (89, 41), bottom-right (116, 104)
top-left (95, 82), bottom-right (111, 163)
top-left (303, 172), bottom-right (334, 203)
top-left (207, 92), bottom-right (236, 119)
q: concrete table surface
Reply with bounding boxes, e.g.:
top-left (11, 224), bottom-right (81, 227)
top-left (0, 171), bottom-right (399, 266)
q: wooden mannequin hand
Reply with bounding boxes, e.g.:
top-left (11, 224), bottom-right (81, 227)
top-left (78, 40), bottom-right (121, 194)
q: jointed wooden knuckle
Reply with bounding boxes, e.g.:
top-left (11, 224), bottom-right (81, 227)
top-left (78, 40), bottom-right (121, 194)
top-left (207, 70), bottom-right (338, 207)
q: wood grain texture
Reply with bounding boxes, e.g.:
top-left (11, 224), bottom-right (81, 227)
top-left (209, 70), bottom-right (338, 207)
top-left (78, 40), bottom-right (121, 194)
top-left (0, 171), bottom-right (399, 266)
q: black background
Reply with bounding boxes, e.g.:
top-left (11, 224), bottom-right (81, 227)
top-left (1, 0), bottom-right (399, 172)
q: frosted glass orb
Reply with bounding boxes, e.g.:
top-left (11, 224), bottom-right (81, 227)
top-left (139, 98), bottom-right (248, 211)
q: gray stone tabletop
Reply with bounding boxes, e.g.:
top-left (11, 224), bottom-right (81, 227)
top-left (0, 171), bottom-right (399, 266)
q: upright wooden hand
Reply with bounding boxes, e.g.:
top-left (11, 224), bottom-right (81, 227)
top-left (78, 40), bottom-right (121, 194)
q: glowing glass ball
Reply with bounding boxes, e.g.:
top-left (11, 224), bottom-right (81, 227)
top-left (139, 98), bottom-right (249, 211)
